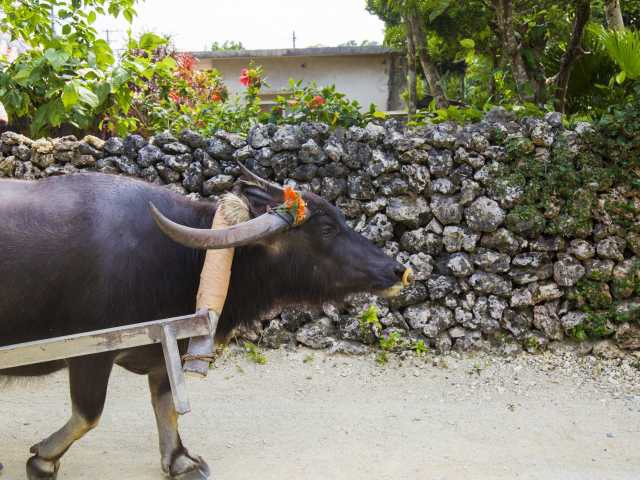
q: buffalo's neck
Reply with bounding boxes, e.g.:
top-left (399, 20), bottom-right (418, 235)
top-left (217, 245), bottom-right (286, 340)
top-left (183, 201), bottom-right (304, 341)
top-left (168, 197), bottom-right (217, 299)
top-left (190, 198), bottom-right (218, 229)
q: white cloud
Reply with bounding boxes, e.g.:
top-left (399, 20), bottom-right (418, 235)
top-left (94, 0), bottom-right (385, 52)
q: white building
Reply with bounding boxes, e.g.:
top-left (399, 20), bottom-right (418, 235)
top-left (190, 46), bottom-right (405, 112)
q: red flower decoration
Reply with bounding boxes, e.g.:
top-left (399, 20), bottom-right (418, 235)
top-left (239, 68), bottom-right (250, 86)
top-left (309, 95), bottom-right (326, 109)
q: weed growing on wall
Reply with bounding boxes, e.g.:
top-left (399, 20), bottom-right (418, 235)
top-left (359, 305), bottom-right (382, 338)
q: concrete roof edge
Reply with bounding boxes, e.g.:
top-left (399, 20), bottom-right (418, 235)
top-left (188, 46), bottom-right (400, 60)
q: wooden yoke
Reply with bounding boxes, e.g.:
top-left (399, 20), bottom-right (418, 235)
top-left (183, 194), bottom-right (250, 377)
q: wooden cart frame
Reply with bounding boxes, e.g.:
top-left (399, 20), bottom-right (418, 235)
top-left (0, 310), bottom-right (215, 415)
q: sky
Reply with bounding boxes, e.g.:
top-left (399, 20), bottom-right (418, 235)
top-left (94, 0), bottom-right (386, 52)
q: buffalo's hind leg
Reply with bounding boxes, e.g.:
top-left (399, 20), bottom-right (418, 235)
top-left (149, 369), bottom-right (210, 480)
top-left (27, 354), bottom-right (114, 480)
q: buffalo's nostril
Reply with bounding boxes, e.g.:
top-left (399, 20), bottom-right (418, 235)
top-left (394, 263), bottom-right (406, 278)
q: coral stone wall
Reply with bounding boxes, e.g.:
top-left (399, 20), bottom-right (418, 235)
top-left (0, 110), bottom-right (638, 356)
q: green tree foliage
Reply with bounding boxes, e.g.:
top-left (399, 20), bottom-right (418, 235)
top-left (0, 0), bottom-right (137, 50)
top-left (338, 40), bottom-right (381, 46)
top-left (0, 0), bottom-right (139, 136)
top-left (0, 0), bottom-right (383, 137)
top-left (367, 0), bottom-right (640, 118)
top-left (210, 40), bottom-right (244, 51)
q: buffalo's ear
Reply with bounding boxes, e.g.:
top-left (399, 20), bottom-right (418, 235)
top-left (241, 185), bottom-right (283, 217)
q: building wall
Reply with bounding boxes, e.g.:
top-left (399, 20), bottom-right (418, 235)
top-left (197, 54), bottom-right (396, 111)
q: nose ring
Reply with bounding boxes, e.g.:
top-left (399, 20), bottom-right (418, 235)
top-left (402, 268), bottom-right (414, 287)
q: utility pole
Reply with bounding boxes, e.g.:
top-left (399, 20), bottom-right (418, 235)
top-left (292, 31), bottom-right (296, 49)
top-left (103, 29), bottom-right (124, 49)
top-left (50, 5), bottom-right (56, 35)
top-left (103, 29), bottom-right (124, 62)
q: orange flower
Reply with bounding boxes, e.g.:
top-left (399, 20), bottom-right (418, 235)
top-left (176, 53), bottom-right (197, 72)
top-left (309, 95), bottom-right (326, 109)
top-left (294, 197), bottom-right (307, 224)
top-left (283, 186), bottom-right (307, 224)
top-left (283, 185), bottom-right (297, 205)
top-left (168, 90), bottom-right (181, 103)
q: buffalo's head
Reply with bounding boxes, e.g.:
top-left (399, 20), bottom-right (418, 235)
top-left (150, 163), bottom-right (412, 307)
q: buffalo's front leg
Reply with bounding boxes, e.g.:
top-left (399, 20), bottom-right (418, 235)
top-left (27, 354), bottom-right (114, 480)
top-left (149, 369), bottom-right (210, 479)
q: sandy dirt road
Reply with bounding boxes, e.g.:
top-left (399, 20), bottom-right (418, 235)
top-left (1, 347), bottom-right (639, 480)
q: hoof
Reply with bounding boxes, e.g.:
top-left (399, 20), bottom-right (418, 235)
top-left (170, 456), bottom-right (210, 480)
top-left (26, 456), bottom-right (59, 480)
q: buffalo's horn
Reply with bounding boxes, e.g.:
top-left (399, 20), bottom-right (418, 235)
top-left (236, 160), bottom-right (283, 195)
top-left (149, 202), bottom-right (291, 249)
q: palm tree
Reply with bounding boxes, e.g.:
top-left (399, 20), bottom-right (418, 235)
top-left (598, 27), bottom-right (640, 81)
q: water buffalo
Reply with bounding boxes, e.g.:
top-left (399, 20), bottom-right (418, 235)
top-left (0, 168), bottom-right (409, 480)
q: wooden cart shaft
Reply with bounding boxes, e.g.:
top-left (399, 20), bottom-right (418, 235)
top-left (0, 311), bottom-right (214, 415)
